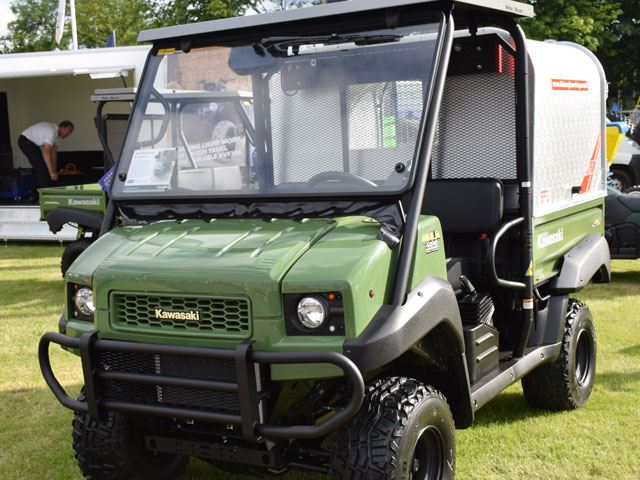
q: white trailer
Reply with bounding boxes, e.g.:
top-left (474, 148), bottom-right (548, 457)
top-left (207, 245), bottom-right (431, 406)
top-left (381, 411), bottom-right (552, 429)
top-left (0, 46), bottom-right (150, 241)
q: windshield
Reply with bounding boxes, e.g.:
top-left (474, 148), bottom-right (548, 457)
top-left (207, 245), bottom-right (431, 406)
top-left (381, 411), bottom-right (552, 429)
top-left (112, 23), bottom-right (440, 200)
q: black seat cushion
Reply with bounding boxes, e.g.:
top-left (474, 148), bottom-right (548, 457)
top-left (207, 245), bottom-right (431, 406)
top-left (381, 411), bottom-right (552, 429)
top-left (618, 193), bottom-right (640, 213)
top-left (422, 178), bottom-right (504, 234)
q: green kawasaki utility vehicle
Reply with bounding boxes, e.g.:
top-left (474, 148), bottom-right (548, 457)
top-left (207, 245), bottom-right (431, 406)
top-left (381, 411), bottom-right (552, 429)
top-left (40, 1), bottom-right (612, 478)
top-left (39, 183), bottom-right (107, 274)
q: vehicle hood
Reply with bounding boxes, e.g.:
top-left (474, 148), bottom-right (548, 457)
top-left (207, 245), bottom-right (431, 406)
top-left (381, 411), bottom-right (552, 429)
top-left (76, 219), bottom-right (336, 317)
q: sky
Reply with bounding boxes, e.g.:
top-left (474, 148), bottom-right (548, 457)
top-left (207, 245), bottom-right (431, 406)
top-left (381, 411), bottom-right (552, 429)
top-left (0, 0), bottom-right (15, 36)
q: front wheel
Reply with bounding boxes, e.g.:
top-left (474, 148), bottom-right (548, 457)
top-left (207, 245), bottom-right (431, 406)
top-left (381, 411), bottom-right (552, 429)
top-left (331, 377), bottom-right (455, 480)
top-left (522, 299), bottom-right (596, 410)
top-left (61, 238), bottom-right (93, 277)
top-left (72, 393), bottom-right (187, 480)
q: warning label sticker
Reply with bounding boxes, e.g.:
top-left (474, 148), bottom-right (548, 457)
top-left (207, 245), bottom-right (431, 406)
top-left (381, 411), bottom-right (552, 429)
top-left (422, 231), bottom-right (441, 254)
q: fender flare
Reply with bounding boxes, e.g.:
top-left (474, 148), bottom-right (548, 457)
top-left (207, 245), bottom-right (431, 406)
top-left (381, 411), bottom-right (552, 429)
top-left (46, 208), bottom-right (104, 234)
top-left (550, 234), bottom-right (611, 293)
top-left (344, 276), bottom-right (473, 427)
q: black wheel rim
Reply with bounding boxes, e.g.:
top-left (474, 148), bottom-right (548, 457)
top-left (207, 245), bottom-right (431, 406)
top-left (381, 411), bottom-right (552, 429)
top-left (410, 426), bottom-right (445, 480)
top-left (575, 329), bottom-right (593, 386)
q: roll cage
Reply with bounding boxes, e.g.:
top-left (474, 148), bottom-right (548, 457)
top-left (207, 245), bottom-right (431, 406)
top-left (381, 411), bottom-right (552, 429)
top-left (104, 0), bottom-right (535, 354)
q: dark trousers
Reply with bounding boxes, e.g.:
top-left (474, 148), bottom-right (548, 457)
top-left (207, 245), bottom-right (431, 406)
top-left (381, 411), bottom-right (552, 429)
top-left (18, 134), bottom-right (52, 189)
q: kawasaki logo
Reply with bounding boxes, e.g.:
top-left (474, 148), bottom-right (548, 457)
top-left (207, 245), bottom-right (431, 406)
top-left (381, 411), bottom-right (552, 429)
top-left (154, 308), bottom-right (200, 321)
top-left (68, 198), bottom-right (100, 206)
top-left (537, 228), bottom-right (564, 249)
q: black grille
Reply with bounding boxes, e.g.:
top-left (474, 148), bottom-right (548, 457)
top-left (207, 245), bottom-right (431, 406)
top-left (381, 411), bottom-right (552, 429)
top-left (98, 351), bottom-right (240, 413)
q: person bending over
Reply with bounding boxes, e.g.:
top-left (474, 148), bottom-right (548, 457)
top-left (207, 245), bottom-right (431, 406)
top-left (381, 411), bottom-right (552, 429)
top-left (18, 120), bottom-right (74, 188)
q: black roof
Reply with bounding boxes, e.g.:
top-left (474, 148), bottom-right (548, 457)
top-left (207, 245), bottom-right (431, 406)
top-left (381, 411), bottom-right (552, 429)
top-left (138, 0), bottom-right (534, 43)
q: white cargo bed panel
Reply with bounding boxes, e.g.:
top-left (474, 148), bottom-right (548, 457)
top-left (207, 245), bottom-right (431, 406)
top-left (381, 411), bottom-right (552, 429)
top-left (528, 40), bottom-right (607, 216)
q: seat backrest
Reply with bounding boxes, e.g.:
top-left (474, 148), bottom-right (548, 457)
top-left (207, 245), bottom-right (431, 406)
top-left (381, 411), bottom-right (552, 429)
top-left (422, 178), bottom-right (504, 234)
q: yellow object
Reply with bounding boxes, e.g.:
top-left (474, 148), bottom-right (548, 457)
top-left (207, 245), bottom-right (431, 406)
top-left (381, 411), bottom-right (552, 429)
top-left (606, 122), bottom-right (630, 164)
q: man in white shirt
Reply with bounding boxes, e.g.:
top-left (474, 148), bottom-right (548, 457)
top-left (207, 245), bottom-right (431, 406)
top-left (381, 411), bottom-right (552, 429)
top-left (18, 121), bottom-right (74, 188)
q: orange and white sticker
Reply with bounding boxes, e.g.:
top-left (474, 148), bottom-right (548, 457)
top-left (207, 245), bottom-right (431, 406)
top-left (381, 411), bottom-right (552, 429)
top-left (551, 78), bottom-right (589, 92)
top-left (580, 135), bottom-right (601, 194)
top-left (540, 188), bottom-right (551, 204)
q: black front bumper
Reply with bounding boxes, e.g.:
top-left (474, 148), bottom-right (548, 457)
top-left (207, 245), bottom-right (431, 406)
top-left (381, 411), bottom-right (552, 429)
top-left (39, 332), bottom-right (364, 441)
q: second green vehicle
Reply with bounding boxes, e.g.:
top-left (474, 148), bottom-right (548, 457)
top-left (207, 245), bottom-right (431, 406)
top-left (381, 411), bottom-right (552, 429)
top-left (40, 1), bottom-right (612, 478)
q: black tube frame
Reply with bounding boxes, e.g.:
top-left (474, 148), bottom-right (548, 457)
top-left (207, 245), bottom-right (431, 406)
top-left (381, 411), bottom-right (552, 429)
top-left (390, 9), bottom-right (453, 305)
top-left (39, 332), bottom-right (365, 442)
top-left (488, 216), bottom-right (526, 290)
top-left (95, 101), bottom-right (117, 170)
top-left (499, 19), bottom-right (534, 357)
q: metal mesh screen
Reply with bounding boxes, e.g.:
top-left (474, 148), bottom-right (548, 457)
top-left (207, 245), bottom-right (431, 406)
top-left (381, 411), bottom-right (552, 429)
top-left (137, 115), bottom-right (165, 145)
top-left (346, 81), bottom-right (422, 180)
top-left (431, 73), bottom-right (517, 180)
top-left (104, 114), bottom-right (129, 165)
top-left (270, 75), bottom-right (344, 184)
top-left (270, 76), bottom-right (424, 185)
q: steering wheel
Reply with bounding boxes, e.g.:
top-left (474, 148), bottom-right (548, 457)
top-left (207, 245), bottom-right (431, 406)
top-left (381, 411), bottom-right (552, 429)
top-left (307, 171), bottom-right (377, 188)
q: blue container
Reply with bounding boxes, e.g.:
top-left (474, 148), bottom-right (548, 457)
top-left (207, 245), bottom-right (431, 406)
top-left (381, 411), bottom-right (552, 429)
top-left (0, 169), bottom-right (36, 201)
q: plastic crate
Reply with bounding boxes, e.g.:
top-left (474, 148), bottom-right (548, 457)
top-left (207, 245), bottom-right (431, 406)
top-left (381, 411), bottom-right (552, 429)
top-left (606, 121), bottom-right (630, 164)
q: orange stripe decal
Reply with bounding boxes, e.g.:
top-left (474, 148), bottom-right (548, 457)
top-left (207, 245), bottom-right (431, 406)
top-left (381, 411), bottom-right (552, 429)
top-left (552, 78), bottom-right (589, 92)
top-left (580, 136), bottom-right (601, 194)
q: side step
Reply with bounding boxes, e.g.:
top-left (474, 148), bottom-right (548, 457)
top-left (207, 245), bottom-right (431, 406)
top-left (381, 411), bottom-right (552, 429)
top-left (470, 343), bottom-right (562, 411)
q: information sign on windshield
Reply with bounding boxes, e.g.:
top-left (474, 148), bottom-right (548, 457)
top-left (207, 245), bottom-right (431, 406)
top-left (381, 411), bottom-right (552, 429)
top-left (124, 148), bottom-right (177, 192)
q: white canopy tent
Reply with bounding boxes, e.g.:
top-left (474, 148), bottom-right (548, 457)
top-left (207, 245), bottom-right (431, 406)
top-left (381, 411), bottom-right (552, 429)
top-left (0, 46), bottom-right (150, 170)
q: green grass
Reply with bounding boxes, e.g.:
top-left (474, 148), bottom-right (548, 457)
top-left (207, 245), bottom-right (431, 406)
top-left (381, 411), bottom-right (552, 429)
top-left (0, 244), bottom-right (639, 479)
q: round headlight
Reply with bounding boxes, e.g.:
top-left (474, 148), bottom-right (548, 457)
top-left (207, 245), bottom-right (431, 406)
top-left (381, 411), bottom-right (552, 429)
top-left (74, 287), bottom-right (95, 317)
top-left (296, 296), bottom-right (327, 330)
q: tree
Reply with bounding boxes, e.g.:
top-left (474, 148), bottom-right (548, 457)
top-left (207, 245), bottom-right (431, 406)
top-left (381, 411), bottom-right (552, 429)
top-left (151, 0), bottom-right (252, 27)
top-left (1, 0), bottom-right (321, 52)
top-left (151, 0), bottom-right (318, 27)
top-left (253, 0), bottom-right (320, 13)
top-left (75, 1), bottom-right (150, 49)
top-left (598, 0), bottom-right (640, 108)
top-left (2, 0), bottom-right (151, 52)
top-left (521, 0), bottom-right (622, 52)
top-left (2, 0), bottom-right (60, 52)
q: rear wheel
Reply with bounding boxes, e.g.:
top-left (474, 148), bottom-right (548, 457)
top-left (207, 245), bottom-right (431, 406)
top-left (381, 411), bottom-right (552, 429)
top-left (522, 299), bottom-right (596, 410)
top-left (72, 393), bottom-right (187, 480)
top-left (331, 377), bottom-right (455, 480)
